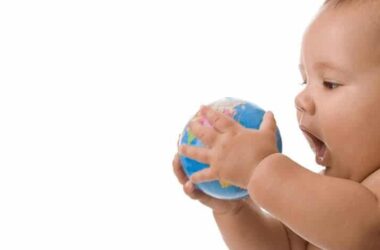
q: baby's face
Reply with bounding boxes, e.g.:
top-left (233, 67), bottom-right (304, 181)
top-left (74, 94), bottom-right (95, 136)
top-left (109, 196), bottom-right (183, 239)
top-left (295, 2), bottom-right (380, 182)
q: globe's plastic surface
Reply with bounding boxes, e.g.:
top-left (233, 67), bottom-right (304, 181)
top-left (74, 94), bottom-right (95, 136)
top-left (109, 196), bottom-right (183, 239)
top-left (179, 97), bottom-right (282, 200)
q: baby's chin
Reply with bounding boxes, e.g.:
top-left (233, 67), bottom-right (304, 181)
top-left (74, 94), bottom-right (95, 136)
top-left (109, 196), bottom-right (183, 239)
top-left (320, 167), bottom-right (332, 176)
top-left (322, 166), bottom-right (359, 181)
top-left (317, 156), bottom-right (374, 182)
top-left (319, 165), bottom-right (342, 178)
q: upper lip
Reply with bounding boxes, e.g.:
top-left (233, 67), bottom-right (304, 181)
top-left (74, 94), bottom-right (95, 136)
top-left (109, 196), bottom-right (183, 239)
top-left (299, 125), bottom-right (325, 148)
top-left (299, 125), bottom-right (322, 141)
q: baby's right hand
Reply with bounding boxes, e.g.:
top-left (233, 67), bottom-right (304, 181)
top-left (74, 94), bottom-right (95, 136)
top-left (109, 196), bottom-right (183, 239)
top-left (172, 153), bottom-right (247, 215)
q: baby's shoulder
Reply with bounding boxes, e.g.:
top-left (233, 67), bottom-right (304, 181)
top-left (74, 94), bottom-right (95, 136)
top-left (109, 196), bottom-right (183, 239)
top-left (362, 168), bottom-right (380, 195)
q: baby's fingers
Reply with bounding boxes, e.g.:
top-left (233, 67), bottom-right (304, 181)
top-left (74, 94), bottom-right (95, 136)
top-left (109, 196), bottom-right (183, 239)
top-left (259, 111), bottom-right (277, 133)
top-left (179, 144), bottom-right (210, 164)
top-left (183, 181), bottom-right (217, 205)
top-left (183, 181), bottom-right (204, 199)
top-left (188, 119), bottom-right (217, 146)
top-left (200, 106), bottom-right (239, 133)
top-left (184, 181), bottom-right (244, 214)
top-left (190, 167), bottom-right (218, 184)
top-left (172, 154), bottom-right (188, 185)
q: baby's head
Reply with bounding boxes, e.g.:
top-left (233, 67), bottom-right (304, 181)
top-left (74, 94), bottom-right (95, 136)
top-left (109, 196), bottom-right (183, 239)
top-left (295, 0), bottom-right (380, 182)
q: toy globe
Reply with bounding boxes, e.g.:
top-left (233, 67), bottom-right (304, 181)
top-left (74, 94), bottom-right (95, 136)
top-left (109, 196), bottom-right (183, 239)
top-left (179, 97), bottom-right (282, 200)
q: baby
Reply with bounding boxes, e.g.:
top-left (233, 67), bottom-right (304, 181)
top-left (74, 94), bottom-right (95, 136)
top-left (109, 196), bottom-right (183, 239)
top-left (173, 0), bottom-right (380, 249)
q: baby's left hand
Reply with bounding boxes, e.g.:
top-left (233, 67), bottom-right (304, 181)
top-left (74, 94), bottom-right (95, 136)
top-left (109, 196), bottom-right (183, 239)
top-left (179, 106), bottom-right (279, 188)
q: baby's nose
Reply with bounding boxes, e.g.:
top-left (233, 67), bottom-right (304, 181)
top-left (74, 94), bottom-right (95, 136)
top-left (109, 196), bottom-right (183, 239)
top-left (295, 88), bottom-right (315, 115)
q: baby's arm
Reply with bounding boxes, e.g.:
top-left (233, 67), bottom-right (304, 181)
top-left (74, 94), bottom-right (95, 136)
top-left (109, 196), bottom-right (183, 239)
top-left (173, 153), bottom-right (306, 249)
top-left (249, 153), bottom-right (380, 249)
top-left (213, 200), bottom-right (307, 250)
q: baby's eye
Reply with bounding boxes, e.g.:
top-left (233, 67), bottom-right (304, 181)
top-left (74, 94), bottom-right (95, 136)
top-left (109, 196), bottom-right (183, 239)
top-left (300, 80), bottom-right (307, 86)
top-left (323, 81), bottom-right (340, 89)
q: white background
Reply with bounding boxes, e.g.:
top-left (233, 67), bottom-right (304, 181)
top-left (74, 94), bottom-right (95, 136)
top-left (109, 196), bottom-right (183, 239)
top-left (0, 1), bottom-right (323, 249)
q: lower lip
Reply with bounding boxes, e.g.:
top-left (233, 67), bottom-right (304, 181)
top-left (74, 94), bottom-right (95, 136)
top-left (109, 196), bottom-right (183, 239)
top-left (302, 131), bottom-right (328, 166)
top-left (315, 145), bottom-right (328, 166)
top-left (316, 155), bottom-right (326, 165)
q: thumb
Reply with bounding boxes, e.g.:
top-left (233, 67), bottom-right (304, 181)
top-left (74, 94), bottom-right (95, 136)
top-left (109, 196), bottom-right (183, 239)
top-left (259, 111), bottom-right (277, 133)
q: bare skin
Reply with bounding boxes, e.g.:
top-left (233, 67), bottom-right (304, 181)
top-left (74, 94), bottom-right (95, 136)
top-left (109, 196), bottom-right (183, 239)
top-left (174, 1), bottom-right (380, 249)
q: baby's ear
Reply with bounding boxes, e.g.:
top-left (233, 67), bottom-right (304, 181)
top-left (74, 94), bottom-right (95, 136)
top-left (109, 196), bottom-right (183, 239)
top-left (259, 111), bottom-right (277, 133)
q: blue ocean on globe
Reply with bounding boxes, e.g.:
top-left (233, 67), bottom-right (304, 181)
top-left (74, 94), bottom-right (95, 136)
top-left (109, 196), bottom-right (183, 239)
top-left (179, 97), bottom-right (282, 200)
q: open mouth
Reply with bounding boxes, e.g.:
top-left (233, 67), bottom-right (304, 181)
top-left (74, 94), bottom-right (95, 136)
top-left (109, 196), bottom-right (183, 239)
top-left (300, 127), bottom-right (328, 166)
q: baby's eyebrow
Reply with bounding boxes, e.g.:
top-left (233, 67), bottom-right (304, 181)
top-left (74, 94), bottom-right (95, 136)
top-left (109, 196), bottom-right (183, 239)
top-left (299, 62), bottom-right (346, 74)
top-left (315, 61), bottom-right (345, 73)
